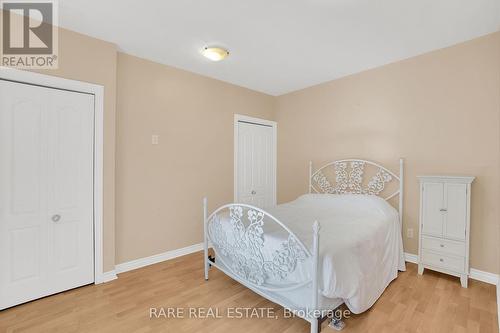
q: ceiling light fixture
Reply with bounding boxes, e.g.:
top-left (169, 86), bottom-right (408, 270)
top-left (202, 46), bottom-right (229, 61)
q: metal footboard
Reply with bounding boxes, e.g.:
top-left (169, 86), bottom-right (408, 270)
top-left (203, 198), bottom-right (322, 333)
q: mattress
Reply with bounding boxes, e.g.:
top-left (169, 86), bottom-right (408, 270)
top-left (214, 194), bottom-right (405, 313)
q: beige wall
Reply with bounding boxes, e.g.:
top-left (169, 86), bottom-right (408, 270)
top-left (275, 32), bottom-right (500, 273)
top-left (115, 53), bottom-right (275, 263)
top-left (35, 28), bottom-right (118, 272)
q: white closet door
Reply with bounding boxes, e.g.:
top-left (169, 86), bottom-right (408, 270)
top-left (444, 183), bottom-right (467, 241)
top-left (0, 80), bottom-right (94, 309)
top-left (237, 121), bottom-right (275, 208)
top-left (422, 182), bottom-right (444, 237)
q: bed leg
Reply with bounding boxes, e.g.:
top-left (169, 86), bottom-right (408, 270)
top-left (208, 255), bottom-right (215, 265)
top-left (328, 318), bottom-right (346, 331)
top-left (311, 221), bottom-right (321, 333)
top-left (311, 318), bottom-right (319, 333)
top-left (204, 258), bottom-right (209, 281)
top-left (203, 197), bottom-right (209, 281)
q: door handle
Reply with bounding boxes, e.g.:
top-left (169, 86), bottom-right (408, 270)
top-left (251, 190), bottom-right (256, 195)
top-left (51, 214), bottom-right (61, 222)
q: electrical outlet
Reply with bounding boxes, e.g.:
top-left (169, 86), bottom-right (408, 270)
top-left (406, 228), bottom-right (414, 239)
top-left (151, 134), bottom-right (159, 145)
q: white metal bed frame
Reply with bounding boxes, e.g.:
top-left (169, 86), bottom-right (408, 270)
top-left (203, 158), bottom-right (404, 333)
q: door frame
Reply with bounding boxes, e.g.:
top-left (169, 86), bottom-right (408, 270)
top-left (0, 67), bottom-right (108, 284)
top-left (234, 114), bottom-right (277, 205)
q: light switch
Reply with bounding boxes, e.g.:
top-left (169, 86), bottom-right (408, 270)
top-left (406, 228), bottom-right (414, 239)
top-left (151, 134), bottom-right (159, 145)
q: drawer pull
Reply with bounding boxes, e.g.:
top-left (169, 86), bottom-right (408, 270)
top-left (439, 208), bottom-right (447, 212)
top-left (439, 258), bottom-right (444, 262)
top-left (440, 244), bottom-right (444, 248)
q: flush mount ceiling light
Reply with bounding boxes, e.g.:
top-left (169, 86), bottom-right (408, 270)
top-left (202, 46), bottom-right (229, 61)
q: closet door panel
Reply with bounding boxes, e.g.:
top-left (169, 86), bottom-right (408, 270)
top-left (0, 82), bottom-right (49, 309)
top-left (237, 121), bottom-right (275, 208)
top-left (0, 80), bottom-right (94, 309)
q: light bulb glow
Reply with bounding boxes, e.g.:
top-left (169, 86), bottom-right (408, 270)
top-left (202, 47), bottom-right (229, 61)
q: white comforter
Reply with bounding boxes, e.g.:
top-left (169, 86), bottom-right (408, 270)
top-left (263, 194), bottom-right (405, 313)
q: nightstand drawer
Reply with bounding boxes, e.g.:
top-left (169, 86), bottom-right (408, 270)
top-left (421, 249), bottom-right (465, 273)
top-left (421, 236), bottom-right (465, 256)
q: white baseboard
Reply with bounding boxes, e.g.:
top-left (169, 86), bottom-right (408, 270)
top-left (470, 268), bottom-right (499, 285)
top-left (115, 243), bottom-right (204, 274)
top-left (404, 252), bottom-right (418, 264)
top-left (95, 270), bottom-right (117, 284)
top-left (404, 252), bottom-right (499, 285)
top-left (101, 270), bottom-right (118, 283)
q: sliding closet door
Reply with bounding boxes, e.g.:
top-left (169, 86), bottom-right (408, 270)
top-left (0, 80), bottom-right (94, 309)
top-left (236, 120), bottom-right (275, 208)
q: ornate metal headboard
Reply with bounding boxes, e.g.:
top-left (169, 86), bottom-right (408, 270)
top-left (309, 158), bottom-right (404, 224)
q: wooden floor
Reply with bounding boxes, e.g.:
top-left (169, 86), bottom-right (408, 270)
top-left (0, 252), bottom-right (497, 333)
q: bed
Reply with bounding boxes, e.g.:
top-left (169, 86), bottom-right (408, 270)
top-left (203, 159), bottom-right (406, 332)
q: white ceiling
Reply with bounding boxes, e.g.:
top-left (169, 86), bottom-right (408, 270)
top-left (58, 0), bottom-right (500, 96)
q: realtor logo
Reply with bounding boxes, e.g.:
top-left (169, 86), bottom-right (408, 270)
top-left (1, 0), bottom-right (58, 68)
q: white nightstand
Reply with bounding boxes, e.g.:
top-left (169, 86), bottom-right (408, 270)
top-left (417, 175), bottom-right (474, 288)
